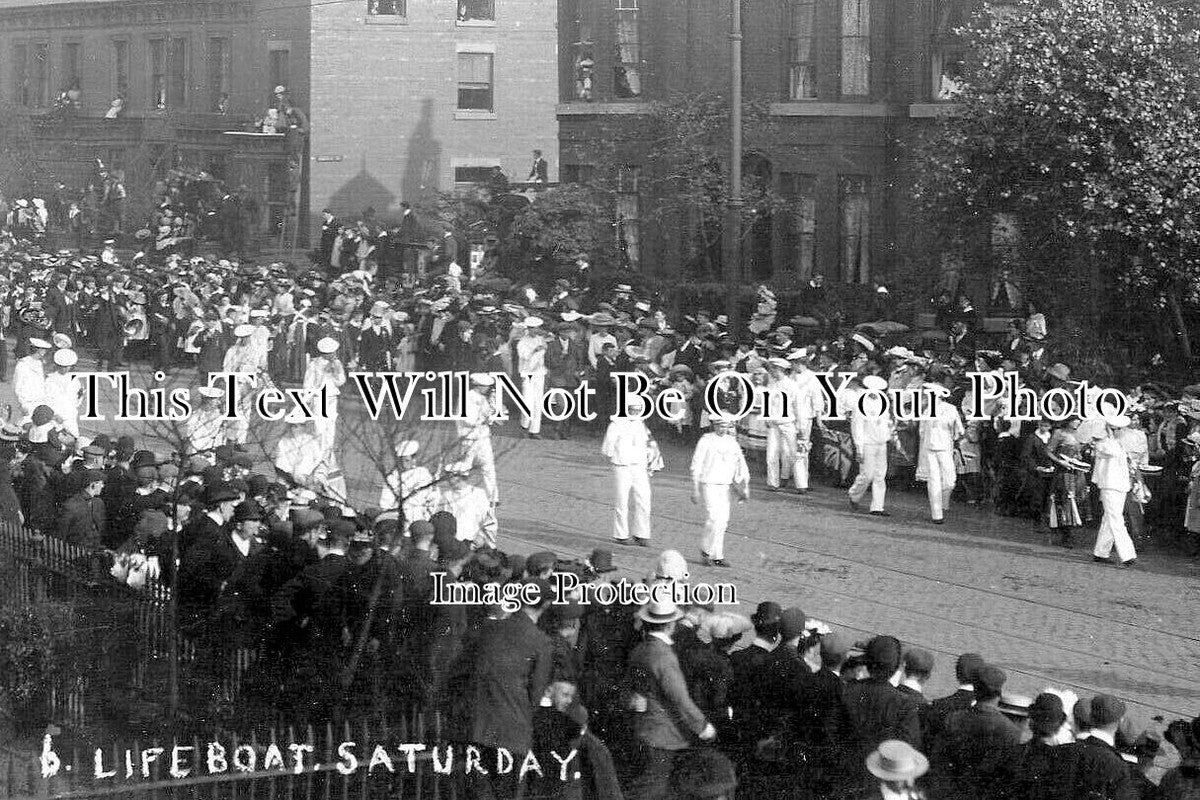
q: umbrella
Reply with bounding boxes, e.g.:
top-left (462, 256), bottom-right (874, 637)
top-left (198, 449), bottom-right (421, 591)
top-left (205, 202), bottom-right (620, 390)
top-left (856, 320), bottom-right (910, 335)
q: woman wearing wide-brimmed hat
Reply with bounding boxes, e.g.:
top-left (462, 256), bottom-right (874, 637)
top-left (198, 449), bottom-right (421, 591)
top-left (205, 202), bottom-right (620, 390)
top-left (1046, 418), bottom-right (1090, 548)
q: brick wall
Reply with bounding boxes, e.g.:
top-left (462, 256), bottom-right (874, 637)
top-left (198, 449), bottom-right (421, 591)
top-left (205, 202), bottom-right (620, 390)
top-left (308, 0), bottom-right (559, 233)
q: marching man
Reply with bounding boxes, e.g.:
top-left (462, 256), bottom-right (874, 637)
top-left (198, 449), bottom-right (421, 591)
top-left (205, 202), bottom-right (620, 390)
top-left (304, 336), bottom-right (346, 453)
top-left (44, 348), bottom-right (82, 437)
top-left (848, 375), bottom-right (895, 517)
top-left (690, 419), bottom-right (749, 568)
top-left (455, 373), bottom-right (501, 505)
top-left (764, 356), bottom-right (798, 492)
top-left (379, 439), bottom-right (436, 525)
top-left (187, 386), bottom-right (227, 459)
top-left (918, 382), bottom-right (964, 524)
top-left (789, 349), bottom-right (824, 494)
top-left (1091, 415), bottom-right (1137, 567)
top-left (601, 396), bottom-right (656, 546)
top-left (516, 317), bottom-right (548, 439)
top-left (275, 408), bottom-right (348, 505)
top-left (13, 337), bottom-right (51, 423)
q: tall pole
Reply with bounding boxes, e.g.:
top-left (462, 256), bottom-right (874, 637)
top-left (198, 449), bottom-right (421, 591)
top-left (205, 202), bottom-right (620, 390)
top-left (722, 0), bottom-right (744, 318)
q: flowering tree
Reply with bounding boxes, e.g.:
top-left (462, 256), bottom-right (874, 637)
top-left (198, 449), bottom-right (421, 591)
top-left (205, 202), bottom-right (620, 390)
top-left (915, 0), bottom-right (1200, 357)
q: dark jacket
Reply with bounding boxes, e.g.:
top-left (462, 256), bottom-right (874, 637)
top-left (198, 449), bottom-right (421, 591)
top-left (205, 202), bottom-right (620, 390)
top-left (626, 634), bottom-right (710, 751)
top-left (1074, 736), bottom-right (1137, 800)
top-left (178, 527), bottom-right (251, 626)
top-left (357, 325), bottom-right (395, 372)
top-left (933, 703), bottom-right (1023, 796)
top-left (546, 336), bottom-right (586, 389)
top-left (1003, 739), bottom-right (1083, 800)
top-left (927, 687), bottom-right (976, 741)
top-left (842, 677), bottom-right (923, 759)
top-left (56, 491), bottom-right (106, 549)
top-left (458, 610), bottom-right (553, 753)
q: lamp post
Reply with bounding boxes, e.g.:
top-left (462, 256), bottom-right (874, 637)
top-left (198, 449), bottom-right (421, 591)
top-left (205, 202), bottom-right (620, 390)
top-left (722, 0), bottom-right (744, 318)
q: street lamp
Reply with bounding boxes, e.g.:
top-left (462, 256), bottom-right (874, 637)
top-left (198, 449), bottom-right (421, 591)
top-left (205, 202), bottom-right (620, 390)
top-left (722, 0), bottom-right (744, 319)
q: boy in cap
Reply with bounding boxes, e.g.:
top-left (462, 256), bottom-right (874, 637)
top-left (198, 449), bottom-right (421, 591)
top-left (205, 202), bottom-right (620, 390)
top-left (690, 419), bottom-right (750, 567)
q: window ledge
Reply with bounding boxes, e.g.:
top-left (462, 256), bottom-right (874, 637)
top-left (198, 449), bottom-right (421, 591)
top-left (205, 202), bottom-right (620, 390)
top-left (364, 14), bottom-right (408, 25)
top-left (455, 110), bottom-right (497, 120)
top-left (556, 102), bottom-right (650, 115)
top-left (769, 101), bottom-right (896, 117)
top-left (456, 18), bottom-right (496, 26)
top-left (909, 102), bottom-right (962, 118)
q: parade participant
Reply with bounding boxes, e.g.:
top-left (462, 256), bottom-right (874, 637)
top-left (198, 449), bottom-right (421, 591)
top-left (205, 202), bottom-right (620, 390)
top-left (187, 386), bottom-right (227, 459)
top-left (275, 409), bottom-right (347, 504)
top-left (516, 317), bottom-right (548, 439)
top-left (690, 419), bottom-right (750, 567)
top-left (223, 324), bottom-right (268, 445)
top-left (789, 349), bottom-right (824, 494)
top-left (624, 598), bottom-right (718, 800)
top-left (433, 468), bottom-right (497, 549)
top-left (545, 321), bottom-right (586, 439)
top-left (13, 337), bottom-right (51, 423)
top-left (919, 383), bottom-right (964, 524)
top-left (764, 357), bottom-right (799, 492)
top-left (304, 336), bottom-right (346, 453)
top-left (455, 373), bottom-right (500, 504)
top-left (1091, 416), bottom-right (1137, 567)
top-left (379, 439), bottom-right (436, 524)
top-left (601, 396), bottom-right (655, 546)
top-left (44, 348), bottom-right (82, 437)
top-left (849, 375), bottom-right (895, 517)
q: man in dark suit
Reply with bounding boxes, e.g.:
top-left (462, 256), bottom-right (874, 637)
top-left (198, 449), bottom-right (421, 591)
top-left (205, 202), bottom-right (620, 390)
top-left (527, 149), bottom-right (549, 184)
top-left (728, 601), bottom-right (784, 759)
top-left (177, 484), bottom-right (242, 626)
top-left (457, 577), bottom-right (554, 800)
top-left (932, 665), bottom-right (1023, 798)
top-left (319, 209), bottom-right (340, 268)
top-left (44, 274), bottom-right (77, 337)
top-left (842, 635), bottom-right (923, 770)
top-left (56, 469), bottom-right (106, 549)
top-left (356, 304), bottom-right (395, 372)
top-left (93, 283), bottom-right (126, 370)
top-left (101, 439), bottom-right (139, 549)
top-left (625, 599), bottom-right (717, 800)
top-left (792, 631), bottom-right (855, 796)
top-left (545, 322), bottom-right (585, 439)
top-left (1073, 695), bottom-right (1138, 800)
top-left (926, 652), bottom-right (985, 741)
top-left (1005, 693), bottom-right (1083, 800)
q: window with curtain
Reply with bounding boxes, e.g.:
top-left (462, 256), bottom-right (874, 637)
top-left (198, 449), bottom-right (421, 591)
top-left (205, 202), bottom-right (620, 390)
top-left (839, 176), bottom-right (870, 283)
top-left (113, 40), bottom-right (129, 99)
top-left (931, 0), bottom-right (966, 100)
top-left (207, 38), bottom-right (230, 112)
top-left (368, 0), bottom-right (405, 15)
top-left (457, 52), bottom-right (494, 111)
top-left (62, 42), bottom-right (82, 90)
top-left (781, 173), bottom-right (817, 276)
top-left (458, 0), bottom-right (495, 21)
top-left (167, 38), bottom-right (187, 108)
top-left (32, 43), bottom-right (49, 107)
top-left (840, 0), bottom-right (870, 96)
top-left (14, 44), bottom-right (29, 106)
top-left (615, 165), bottom-right (641, 267)
top-left (614, 0), bottom-right (641, 98)
top-left (788, 0), bottom-right (816, 100)
top-left (149, 39), bottom-right (165, 107)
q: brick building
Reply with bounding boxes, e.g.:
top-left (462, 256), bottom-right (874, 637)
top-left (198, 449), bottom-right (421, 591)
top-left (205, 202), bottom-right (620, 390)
top-left (306, 0), bottom-right (559, 238)
top-left (0, 0), bottom-right (306, 230)
top-left (557, 0), bottom-right (975, 289)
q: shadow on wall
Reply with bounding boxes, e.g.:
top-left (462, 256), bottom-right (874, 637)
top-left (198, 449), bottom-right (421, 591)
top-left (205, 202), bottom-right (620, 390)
top-left (401, 98), bottom-right (441, 207)
top-left (326, 155), bottom-right (396, 222)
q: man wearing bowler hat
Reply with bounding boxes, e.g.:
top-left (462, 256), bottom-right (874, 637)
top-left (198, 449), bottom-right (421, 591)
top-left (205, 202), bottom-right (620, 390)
top-left (1074, 694), bottom-right (1136, 800)
top-left (624, 598), bottom-right (717, 799)
top-left (842, 635), bottom-right (922, 764)
top-left (933, 664), bottom-right (1022, 796)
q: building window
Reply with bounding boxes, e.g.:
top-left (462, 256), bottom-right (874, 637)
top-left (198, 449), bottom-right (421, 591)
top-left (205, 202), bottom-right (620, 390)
top-left (454, 166), bottom-right (498, 184)
top-left (13, 44), bottom-right (28, 106)
top-left (840, 0), bottom-right (870, 96)
top-left (150, 37), bottom-right (187, 109)
top-left (931, 0), bottom-right (966, 100)
top-left (458, 0), bottom-right (494, 22)
top-left (368, 0), bottom-right (405, 15)
top-left (614, 0), bottom-right (642, 99)
top-left (787, 0), bottom-right (817, 100)
top-left (62, 42), bottom-right (82, 92)
top-left (269, 49), bottom-right (290, 95)
top-left (838, 176), bottom-right (870, 283)
top-left (27, 43), bottom-right (50, 107)
top-left (615, 165), bottom-right (640, 268)
top-left (457, 52), bottom-right (494, 111)
top-left (113, 40), bottom-right (129, 100)
top-left (208, 38), bottom-right (230, 112)
top-left (781, 173), bottom-right (816, 276)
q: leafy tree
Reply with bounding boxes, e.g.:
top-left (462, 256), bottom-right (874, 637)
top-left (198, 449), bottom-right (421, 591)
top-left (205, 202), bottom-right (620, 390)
top-left (915, 0), bottom-right (1200, 357)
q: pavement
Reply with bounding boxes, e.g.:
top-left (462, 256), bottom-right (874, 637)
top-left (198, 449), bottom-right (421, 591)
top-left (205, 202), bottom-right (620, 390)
top-left (6, 347), bottom-right (1200, 737)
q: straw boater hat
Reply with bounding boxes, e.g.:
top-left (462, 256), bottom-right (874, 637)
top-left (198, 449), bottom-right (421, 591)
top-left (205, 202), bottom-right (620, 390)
top-left (197, 386), bottom-right (224, 399)
top-left (317, 337), bottom-right (339, 354)
top-left (637, 598), bottom-right (684, 624)
top-left (866, 740), bottom-right (929, 782)
top-left (470, 373), bottom-right (495, 387)
top-left (233, 324), bottom-right (254, 338)
top-left (53, 349), bottom-right (78, 367)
